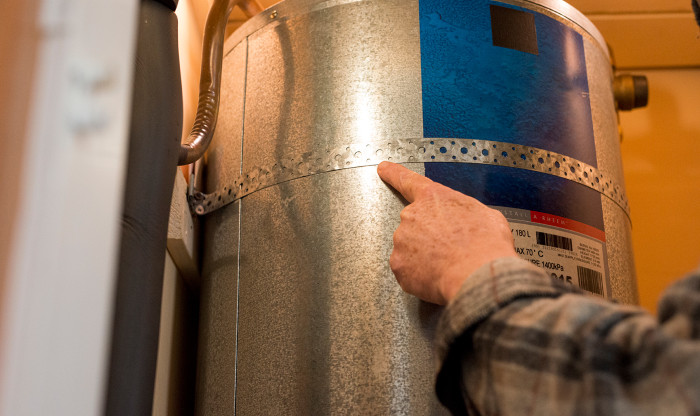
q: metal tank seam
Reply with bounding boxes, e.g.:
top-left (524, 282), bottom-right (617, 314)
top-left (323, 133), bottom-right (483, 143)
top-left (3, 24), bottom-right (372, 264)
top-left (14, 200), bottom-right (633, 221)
top-left (232, 35), bottom-right (249, 416)
top-left (234, 201), bottom-right (242, 414)
top-left (193, 138), bottom-right (630, 217)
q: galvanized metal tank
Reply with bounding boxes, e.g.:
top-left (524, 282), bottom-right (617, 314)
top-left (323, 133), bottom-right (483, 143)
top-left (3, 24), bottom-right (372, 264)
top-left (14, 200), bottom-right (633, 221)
top-left (194, 0), bottom-right (638, 413)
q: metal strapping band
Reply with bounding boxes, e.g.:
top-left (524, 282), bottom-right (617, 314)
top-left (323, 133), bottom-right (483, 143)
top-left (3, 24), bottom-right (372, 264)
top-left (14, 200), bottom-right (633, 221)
top-left (190, 138), bottom-right (629, 216)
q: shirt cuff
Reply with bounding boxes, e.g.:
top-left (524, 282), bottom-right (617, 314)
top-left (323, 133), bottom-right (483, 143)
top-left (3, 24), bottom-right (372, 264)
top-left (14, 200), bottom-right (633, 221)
top-left (435, 256), bottom-right (580, 367)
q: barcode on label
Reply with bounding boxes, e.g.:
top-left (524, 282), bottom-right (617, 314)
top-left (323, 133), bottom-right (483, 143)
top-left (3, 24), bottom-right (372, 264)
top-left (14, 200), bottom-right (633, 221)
top-left (536, 232), bottom-right (573, 251)
top-left (577, 266), bottom-right (603, 295)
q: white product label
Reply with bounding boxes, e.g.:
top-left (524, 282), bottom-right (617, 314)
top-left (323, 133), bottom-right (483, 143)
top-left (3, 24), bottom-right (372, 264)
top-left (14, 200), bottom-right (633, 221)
top-left (493, 207), bottom-right (609, 297)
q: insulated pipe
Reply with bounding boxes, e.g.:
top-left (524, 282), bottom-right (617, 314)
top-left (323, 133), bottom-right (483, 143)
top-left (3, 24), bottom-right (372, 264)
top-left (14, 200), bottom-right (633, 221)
top-left (104, 1), bottom-right (182, 415)
top-left (155, 0), bottom-right (178, 10)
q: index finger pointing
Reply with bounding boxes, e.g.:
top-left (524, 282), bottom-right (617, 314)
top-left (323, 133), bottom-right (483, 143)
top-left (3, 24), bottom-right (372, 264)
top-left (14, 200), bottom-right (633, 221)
top-left (377, 161), bottom-right (435, 203)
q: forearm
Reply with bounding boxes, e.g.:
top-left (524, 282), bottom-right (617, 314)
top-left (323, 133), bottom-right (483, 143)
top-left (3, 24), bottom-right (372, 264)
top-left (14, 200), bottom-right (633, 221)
top-left (435, 257), bottom-right (700, 415)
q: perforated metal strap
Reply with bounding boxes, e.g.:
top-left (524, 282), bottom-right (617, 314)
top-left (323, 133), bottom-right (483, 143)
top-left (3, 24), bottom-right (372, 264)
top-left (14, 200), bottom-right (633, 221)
top-left (190, 138), bottom-right (629, 216)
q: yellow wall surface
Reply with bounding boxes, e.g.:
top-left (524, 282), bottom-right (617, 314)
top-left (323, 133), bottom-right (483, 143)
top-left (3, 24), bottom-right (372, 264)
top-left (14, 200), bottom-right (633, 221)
top-left (619, 69), bottom-right (700, 313)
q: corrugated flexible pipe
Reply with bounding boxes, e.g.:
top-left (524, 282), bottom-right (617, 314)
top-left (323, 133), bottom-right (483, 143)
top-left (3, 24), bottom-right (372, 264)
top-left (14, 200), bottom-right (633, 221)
top-left (177, 0), bottom-right (262, 165)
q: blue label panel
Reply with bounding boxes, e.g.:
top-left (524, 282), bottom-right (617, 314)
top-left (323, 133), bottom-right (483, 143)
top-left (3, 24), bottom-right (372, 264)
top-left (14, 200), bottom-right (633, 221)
top-left (426, 164), bottom-right (605, 231)
top-left (419, 0), bottom-right (604, 230)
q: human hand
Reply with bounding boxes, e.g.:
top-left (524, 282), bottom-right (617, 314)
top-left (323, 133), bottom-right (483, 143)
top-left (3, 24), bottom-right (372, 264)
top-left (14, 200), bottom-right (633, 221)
top-left (377, 162), bottom-right (518, 305)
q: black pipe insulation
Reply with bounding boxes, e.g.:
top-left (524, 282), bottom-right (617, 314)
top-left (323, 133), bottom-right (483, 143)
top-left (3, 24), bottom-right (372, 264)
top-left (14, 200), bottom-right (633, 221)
top-left (155, 0), bottom-right (178, 11)
top-left (105, 1), bottom-right (182, 415)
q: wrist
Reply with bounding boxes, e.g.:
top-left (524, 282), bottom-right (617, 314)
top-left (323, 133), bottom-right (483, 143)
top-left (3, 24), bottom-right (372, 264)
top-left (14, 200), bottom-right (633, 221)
top-left (439, 275), bottom-right (469, 305)
top-left (440, 253), bottom-right (519, 304)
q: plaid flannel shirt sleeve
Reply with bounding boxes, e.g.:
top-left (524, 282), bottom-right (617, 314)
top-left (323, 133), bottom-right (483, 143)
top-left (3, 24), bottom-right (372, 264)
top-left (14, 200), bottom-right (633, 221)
top-left (434, 257), bottom-right (700, 415)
